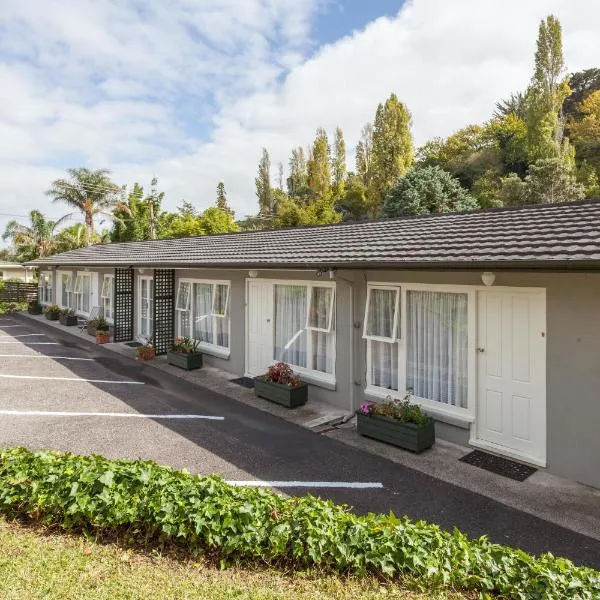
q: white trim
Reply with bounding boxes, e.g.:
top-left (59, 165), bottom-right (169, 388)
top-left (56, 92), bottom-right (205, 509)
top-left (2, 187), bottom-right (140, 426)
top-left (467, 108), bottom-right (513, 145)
top-left (38, 271), bottom-right (53, 305)
top-left (0, 373), bottom-right (143, 384)
top-left (137, 275), bottom-right (154, 341)
top-left (101, 274), bottom-right (115, 323)
top-left (363, 285), bottom-right (400, 343)
top-left (306, 286), bottom-right (335, 333)
top-left (74, 271), bottom-right (93, 316)
top-left (197, 343), bottom-right (230, 359)
top-left (0, 355), bottom-right (94, 361)
top-left (57, 270), bottom-right (73, 309)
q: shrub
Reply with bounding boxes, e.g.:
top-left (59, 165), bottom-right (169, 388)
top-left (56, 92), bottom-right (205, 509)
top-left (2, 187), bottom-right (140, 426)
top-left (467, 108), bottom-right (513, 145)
top-left (0, 301), bottom-right (26, 315)
top-left (136, 344), bottom-right (155, 360)
top-left (358, 393), bottom-right (431, 427)
top-left (59, 308), bottom-right (76, 316)
top-left (264, 362), bottom-right (302, 387)
top-left (0, 448), bottom-right (597, 599)
top-left (44, 304), bottom-right (61, 318)
top-left (89, 316), bottom-right (109, 331)
top-left (171, 336), bottom-right (200, 354)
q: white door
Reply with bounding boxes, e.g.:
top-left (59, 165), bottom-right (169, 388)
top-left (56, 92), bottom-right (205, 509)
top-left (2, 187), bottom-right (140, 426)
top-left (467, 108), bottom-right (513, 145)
top-left (139, 277), bottom-right (154, 340)
top-left (246, 281), bottom-right (273, 376)
top-left (476, 290), bottom-right (546, 465)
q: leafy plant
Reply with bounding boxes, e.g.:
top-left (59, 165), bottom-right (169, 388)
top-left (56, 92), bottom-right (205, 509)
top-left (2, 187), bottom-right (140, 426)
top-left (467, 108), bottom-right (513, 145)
top-left (264, 362), bottom-right (302, 387)
top-left (59, 308), bottom-right (76, 316)
top-left (171, 336), bottom-right (200, 354)
top-left (0, 448), bottom-right (597, 600)
top-left (0, 301), bottom-right (26, 315)
top-left (359, 393), bottom-right (431, 427)
top-left (136, 344), bottom-right (155, 360)
top-left (89, 316), bottom-right (109, 331)
top-left (44, 304), bottom-right (61, 318)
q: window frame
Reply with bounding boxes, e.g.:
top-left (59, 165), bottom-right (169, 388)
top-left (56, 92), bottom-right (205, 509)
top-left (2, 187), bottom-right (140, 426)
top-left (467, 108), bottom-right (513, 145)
top-left (74, 272), bottom-right (92, 316)
top-left (364, 282), bottom-right (476, 421)
top-left (362, 285), bottom-right (401, 343)
top-left (175, 280), bottom-right (192, 312)
top-left (58, 271), bottom-right (73, 309)
top-left (101, 274), bottom-right (115, 322)
top-left (175, 278), bottom-right (231, 357)
top-left (38, 272), bottom-right (53, 305)
top-left (306, 286), bottom-right (335, 333)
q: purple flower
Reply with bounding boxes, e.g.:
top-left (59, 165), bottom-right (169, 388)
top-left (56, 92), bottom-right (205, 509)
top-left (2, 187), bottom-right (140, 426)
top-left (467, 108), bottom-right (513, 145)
top-left (359, 402), bottom-right (374, 415)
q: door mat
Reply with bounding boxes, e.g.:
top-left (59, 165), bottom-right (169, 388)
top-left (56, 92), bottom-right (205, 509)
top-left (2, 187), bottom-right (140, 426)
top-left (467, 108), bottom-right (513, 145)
top-left (459, 450), bottom-right (537, 482)
top-left (229, 377), bottom-right (255, 389)
top-left (124, 341), bottom-right (143, 348)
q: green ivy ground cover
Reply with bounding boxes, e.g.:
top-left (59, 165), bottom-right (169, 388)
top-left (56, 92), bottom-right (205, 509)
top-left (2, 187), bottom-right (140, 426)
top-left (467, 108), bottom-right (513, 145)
top-left (0, 448), bottom-right (597, 600)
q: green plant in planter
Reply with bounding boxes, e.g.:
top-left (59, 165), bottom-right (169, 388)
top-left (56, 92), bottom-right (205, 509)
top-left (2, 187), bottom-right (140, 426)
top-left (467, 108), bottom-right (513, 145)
top-left (87, 316), bottom-right (108, 335)
top-left (171, 336), bottom-right (200, 354)
top-left (44, 304), bottom-right (61, 320)
top-left (255, 362), bottom-right (307, 408)
top-left (168, 336), bottom-right (202, 370)
top-left (358, 393), bottom-right (431, 425)
top-left (59, 307), bottom-right (78, 326)
top-left (136, 344), bottom-right (156, 361)
top-left (27, 300), bottom-right (43, 314)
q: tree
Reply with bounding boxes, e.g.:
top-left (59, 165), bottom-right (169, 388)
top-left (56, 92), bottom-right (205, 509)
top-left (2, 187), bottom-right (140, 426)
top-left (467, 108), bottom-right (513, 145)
top-left (198, 207), bottom-right (240, 235)
top-left (370, 94), bottom-right (414, 214)
top-left (525, 15), bottom-right (571, 162)
top-left (161, 202), bottom-right (239, 239)
top-left (568, 90), bottom-right (600, 176)
top-left (46, 168), bottom-right (125, 245)
top-left (525, 158), bottom-right (585, 204)
top-left (498, 173), bottom-right (528, 206)
top-left (381, 167), bottom-right (479, 218)
top-left (287, 147), bottom-right (309, 198)
top-left (331, 127), bottom-right (346, 198)
top-left (335, 175), bottom-right (369, 221)
top-left (494, 92), bottom-right (527, 119)
top-left (307, 128), bottom-right (331, 199)
top-left (54, 223), bottom-right (89, 253)
top-left (355, 123), bottom-right (373, 188)
top-left (485, 114), bottom-right (529, 177)
top-left (255, 148), bottom-right (273, 216)
top-left (471, 171), bottom-right (504, 209)
top-left (216, 181), bottom-right (234, 217)
top-left (146, 177), bottom-right (164, 240)
top-left (2, 210), bottom-right (69, 261)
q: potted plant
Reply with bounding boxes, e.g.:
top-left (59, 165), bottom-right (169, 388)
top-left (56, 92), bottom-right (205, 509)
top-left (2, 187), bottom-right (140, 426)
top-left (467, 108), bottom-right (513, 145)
top-left (167, 337), bottom-right (202, 370)
top-left (254, 362), bottom-right (308, 408)
top-left (59, 308), bottom-right (78, 326)
top-left (87, 316), bottom-right (107, 337)
top-left (44, 304), bottom-right (61, 321)
top-left (95, 323), bottom-right (111, 344)
top-left (136, 344), bottom-right (155, 361)
top-left (356, 393), bottom-right (435, 453)
top-left (28, 300), bottom-right (43, 315)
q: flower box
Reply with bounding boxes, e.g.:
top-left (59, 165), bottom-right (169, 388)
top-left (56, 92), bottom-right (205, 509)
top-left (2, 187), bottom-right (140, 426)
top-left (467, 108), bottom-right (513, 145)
top-left (254, 376), bottom-right (308, 408)
top-left (96, 330), bottom-right (111, 344)
top-left (28, 303), bottom-right (43, 315)
top-left (167, 350), bottom-right (202, 371)
top-left (59, 314), bottom-right (78, 326)
top-left (356, 412), bottom-right (435, 453)
top-left (45, 311), bottom-right (59, 321)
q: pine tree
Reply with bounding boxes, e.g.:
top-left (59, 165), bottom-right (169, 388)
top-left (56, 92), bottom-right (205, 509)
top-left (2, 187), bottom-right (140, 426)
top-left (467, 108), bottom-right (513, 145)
top-left (307, 128), bottom-right (331, 200)
top-left (255, 148), bottom-right (273, 216)
top-left (216, 181), bottom-right (234, 217)
top-left (525, 15), bottom-right (571, 162)
top-left (370, 94), bottom-right (414, 215)
top-left (287, 147), bottom-right (309, 198)
top-left (331, 126), bottom-right (347, 198)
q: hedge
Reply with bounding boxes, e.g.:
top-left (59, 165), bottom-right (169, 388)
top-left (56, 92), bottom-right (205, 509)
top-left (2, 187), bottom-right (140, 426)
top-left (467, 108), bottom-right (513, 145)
top-left (0, 448), bottom-right (598, 599)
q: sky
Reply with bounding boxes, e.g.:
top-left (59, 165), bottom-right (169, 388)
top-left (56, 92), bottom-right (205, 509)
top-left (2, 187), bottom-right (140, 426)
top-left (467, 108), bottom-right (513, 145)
top-left (0, 0), bottom-right (599, 240)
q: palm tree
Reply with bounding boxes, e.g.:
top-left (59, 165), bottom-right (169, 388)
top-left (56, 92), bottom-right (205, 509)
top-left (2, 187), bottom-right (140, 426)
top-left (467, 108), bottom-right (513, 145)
top-left (46, 168), bottom-right (126, 245)
top-left (2, 210), bottom-right (69, 261)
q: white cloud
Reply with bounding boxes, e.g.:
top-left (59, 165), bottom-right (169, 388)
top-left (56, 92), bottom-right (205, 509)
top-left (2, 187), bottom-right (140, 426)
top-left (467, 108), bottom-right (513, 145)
top-left (0, 0), bottom-right (599, 238)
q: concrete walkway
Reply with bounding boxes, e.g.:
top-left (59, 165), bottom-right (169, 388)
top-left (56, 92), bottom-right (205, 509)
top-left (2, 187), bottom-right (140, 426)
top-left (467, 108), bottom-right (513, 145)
top-left (16, 312), bottom-right (600, 548)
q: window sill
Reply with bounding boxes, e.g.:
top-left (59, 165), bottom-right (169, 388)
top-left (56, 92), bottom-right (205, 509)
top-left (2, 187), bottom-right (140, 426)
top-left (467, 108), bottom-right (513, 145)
top-left (296, 369), bottom-right (336, 391)
top-left (198, 344), bottom-right (230, 360)
top-left (364, 386), bottom-right (474, 429)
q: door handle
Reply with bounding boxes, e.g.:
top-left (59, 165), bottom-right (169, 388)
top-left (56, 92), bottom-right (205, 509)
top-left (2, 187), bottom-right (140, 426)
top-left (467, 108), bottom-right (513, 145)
top-left (266, 318), bottom-right (271, 323)
top-left (477, 347), bottom-right (485, 353)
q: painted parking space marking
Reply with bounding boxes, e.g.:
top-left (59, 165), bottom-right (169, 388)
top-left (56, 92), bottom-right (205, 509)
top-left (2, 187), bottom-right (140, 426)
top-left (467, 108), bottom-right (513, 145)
top-left (0, 373), bottom-right (143, 385)
top-left (0, 410), bottom-right (224, 420)
top-left (0, 334), bottom-right (47, 338)
top-left (0, 355), bottom-right (94, 361)
top-left (0, 325), bottom-right (29, 328)
top-left (0, 342), bottom-right (59, 345)
top-left (226, 481), bottom-right (384, 489)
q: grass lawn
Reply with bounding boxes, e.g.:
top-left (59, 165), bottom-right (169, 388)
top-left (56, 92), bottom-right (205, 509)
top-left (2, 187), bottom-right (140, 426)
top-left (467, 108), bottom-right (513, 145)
top-left (0, 517), bottom-right (473, 600)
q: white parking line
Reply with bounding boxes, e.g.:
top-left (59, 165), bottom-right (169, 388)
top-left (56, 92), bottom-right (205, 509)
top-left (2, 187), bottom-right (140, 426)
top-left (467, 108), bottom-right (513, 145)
top-left (0, 410), bottom-right (224, 420)
top-left (0, 325), bottom-right (28, 328)
top-left (0, 342), bottom-right (59, 345)
top-left (0, 355), bottom-right (94, 361)
top-left (226, 481), bottom-right (384, 489)
top-left (0, 374), bottom-right (143, 385)
top-left (0, 334), bottom-right (47, 338)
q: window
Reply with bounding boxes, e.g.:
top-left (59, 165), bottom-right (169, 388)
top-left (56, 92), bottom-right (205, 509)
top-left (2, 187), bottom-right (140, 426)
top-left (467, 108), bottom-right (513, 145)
top-left (74, 274), bottom-right (92, 314)
top-left (365, 284), bottom-right (471, 413)
top-left (38, 272), bottom-right (52, 304)
top-left (176, 280), bottom-right (231, 353)
top-left (101, 275), bottom-right (115, 321)
top-left (60, 273), bottom-right (73, 308)
top-left (274, 284), bottom-right (335, 376)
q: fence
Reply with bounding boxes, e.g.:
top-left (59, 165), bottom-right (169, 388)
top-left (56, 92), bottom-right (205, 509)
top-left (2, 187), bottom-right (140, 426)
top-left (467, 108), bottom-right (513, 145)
top-left (0, 282), bottom-right (38, 303)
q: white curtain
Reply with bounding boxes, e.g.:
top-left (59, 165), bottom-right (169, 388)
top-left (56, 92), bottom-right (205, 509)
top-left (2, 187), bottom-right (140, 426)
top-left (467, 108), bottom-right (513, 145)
top-left (370, 340), bottom-right (399, 390)
top-left (82, 277), bottom-right (91, 313)
top-left (193, 283), bottom-right (213, 344)
top-left (406, 291), bottom-right (468, 407)
top-left (274, 285), bottom-right (307, 368)
top-left (367, 288), bottom-right (397, 338)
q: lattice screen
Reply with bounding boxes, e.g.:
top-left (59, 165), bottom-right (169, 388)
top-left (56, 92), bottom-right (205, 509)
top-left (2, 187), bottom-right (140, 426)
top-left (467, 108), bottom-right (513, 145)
top-left (153, 269), bottom-right (175, 355)
top-left (114, 268), bottom-right (134, 342)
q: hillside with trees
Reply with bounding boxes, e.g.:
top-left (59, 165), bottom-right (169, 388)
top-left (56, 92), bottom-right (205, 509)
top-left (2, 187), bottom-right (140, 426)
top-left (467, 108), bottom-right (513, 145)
top-left (3, 15), bottom-right (599, 261)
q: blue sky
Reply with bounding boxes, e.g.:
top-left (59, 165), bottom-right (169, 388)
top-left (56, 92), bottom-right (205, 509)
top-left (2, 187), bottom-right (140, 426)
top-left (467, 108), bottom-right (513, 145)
top-left (0, 0), bottom-right (599, 242)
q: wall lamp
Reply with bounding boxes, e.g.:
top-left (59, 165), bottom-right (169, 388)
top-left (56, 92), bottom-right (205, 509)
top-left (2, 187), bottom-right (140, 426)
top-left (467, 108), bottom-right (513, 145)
top-left (481, 271), bottom-right (496, 286)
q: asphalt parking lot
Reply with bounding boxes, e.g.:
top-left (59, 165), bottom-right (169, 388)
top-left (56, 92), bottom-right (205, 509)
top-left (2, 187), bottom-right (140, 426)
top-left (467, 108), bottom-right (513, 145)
top-left (1, 314), bottom-right (600, 569)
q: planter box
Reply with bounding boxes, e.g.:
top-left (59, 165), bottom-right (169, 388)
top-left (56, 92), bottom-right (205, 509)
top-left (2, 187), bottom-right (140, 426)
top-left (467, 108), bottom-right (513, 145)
top-left (45, 312), bottom-right (59, 321)
top-left (28, 304), bottom-right (43, 315)
top-left (356, 412), bottom-right (435, 453)
top-left (254, 376), bottom-right (308, 408)
top-left (167, 350), bottom-right (202, 371)
top-left (59, 314), bottom-right (78, 326)
top-left (96, 330), bottom-right (111, 344)
top-left (87, 324), bottom-right (97, 336)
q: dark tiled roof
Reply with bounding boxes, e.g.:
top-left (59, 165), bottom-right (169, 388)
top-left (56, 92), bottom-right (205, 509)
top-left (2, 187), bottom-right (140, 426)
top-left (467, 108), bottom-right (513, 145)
top-left (29, 200), bottom-right (600, 270)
